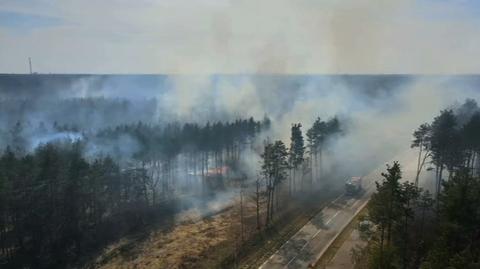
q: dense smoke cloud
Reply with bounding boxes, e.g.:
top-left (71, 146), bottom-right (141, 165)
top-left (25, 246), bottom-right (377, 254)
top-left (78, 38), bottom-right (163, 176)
top-left (1, 74), bottom-right (480, 180)
top-left (2, 74), bottom-right (480, 234)
top-left (156, 75), bottom-right (480, 180)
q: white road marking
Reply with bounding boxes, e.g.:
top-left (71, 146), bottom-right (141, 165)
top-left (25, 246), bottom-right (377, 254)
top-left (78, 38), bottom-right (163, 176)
top-left (285, 255), bottom-right (297, 267)
top-left (262, 179), bottom-right (376, 269)
top-left (325, 211), bottom-right (340, 225)
top-left (284, 207), bottom-right (344, 268)
top-left (259, 192), bottom-right (345, 269)
top-left (275, 192), bottom-right (372, 269)
top-left (351, 199), bottom-right (360, 209)
top-left (283, 191), bottom-right (373, 268)
top-left (331, 194), bottom-right (344, 204)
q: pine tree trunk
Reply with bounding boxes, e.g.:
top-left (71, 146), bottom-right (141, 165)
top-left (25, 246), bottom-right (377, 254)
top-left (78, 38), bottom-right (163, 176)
top-left (386, 184), bottom-right (394, 245)
top-left (420, 206), bottom-right (426, 236)
top-left (274, 186), bottom-right (278, 218)
top-left (293, 168), bottom-right (296, 193)
top-left (240, 188), bottom-right (244, 242)
top-left (201, 152), bottom-right (205, 194)
top-left (288, 169), bottom-right (292, 197)
top-left (314, 151), bottom-right (318, 184)
top-left (436, 165), bottom-right (444, 212)
top-left (379, 225), bottom-right (385, 268)
top-left (256, 178), bottom-right (261, 230)
top-left (310, 152), bottom-right (313, 188)
top-left (471, 151), bottom-right (476, 176)
top-left (435, 165), bottom-right (439, 200)
top-left (415, 143), bottom-right (423, 186)
top-left (403, 201), bottom-right (410, 269)
top-left (266, 180), bottom-right (271, 226)
top-left (270, 185), bottom-right (275, 223)
top-left (319, 148), bottom-right (322, 181)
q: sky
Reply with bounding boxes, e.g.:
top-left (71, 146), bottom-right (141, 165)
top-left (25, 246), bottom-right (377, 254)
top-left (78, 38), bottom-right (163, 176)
top-left (1, 0), bottom-right (480, 74)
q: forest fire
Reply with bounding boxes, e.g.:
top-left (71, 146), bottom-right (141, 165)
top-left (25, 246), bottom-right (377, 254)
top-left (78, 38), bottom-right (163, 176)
top-left (206, 166), bottom-right (229, 177)
top-left (1, 0), bottom-right (480, 268)
top-left (1, 75), bottom-right (480, 269)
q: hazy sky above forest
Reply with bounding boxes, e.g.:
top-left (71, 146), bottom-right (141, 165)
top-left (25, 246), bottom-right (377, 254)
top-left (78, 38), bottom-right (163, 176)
top-left (1, 0), bottom-right (480, 74)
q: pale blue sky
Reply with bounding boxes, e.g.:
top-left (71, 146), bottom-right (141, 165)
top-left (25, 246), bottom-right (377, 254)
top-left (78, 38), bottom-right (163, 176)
top-left (0, 11), bottom-right (63, 30)
top-left (1, 0), bottom-right (480, 74)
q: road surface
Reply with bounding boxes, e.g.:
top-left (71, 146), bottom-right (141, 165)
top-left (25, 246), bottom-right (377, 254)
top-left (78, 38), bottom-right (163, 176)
top-left (259, 177), bottom-right (376, 269)
top-left (259, 151), bottom-right (419, 269)
top-left (326, 229), bottom-right (366, 269)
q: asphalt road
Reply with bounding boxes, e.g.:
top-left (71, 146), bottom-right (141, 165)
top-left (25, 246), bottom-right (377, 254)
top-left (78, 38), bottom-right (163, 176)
top-left (259, 182), bottom-right (375, 269)
top-left (259, 151), bottom-right (419, 269)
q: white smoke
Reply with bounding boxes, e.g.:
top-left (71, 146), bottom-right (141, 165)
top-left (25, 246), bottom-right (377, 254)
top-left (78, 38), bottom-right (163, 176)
top-left (2, 74), bottom-right (480, 186)
top-left (151, 75), bottom-right (480, 181)
top-left (29, 131), bottom-right (83, 151)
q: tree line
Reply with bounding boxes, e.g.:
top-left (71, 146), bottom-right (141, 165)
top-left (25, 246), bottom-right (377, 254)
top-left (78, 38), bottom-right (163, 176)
top-left (94, 117), bottom-right (269, 195)
top-left (0, 111), bottom-right (345, 268)
top-left (0, 117), bottom-right (269, 268)
top-left (411, 99), bottom-right (480, 200)
top-left (0, 143), bottom-right (164, 268)
top-left (0, 97), bottom-right (158, 134)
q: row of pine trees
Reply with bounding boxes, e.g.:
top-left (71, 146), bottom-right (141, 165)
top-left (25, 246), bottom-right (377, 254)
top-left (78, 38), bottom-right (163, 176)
top-left (358, 99), bottom-right (480, 268)
top-left (0, 118), bottom-right (269, 268)
top-left (0, 114), bottom-right (343, 268)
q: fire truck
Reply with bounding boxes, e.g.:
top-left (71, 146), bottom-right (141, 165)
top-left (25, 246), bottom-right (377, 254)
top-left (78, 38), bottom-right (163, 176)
top-left (345, 176), bottom-right (363, 195)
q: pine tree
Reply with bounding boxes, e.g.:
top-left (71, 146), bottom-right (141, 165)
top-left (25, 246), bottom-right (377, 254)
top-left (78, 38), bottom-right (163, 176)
top-left (368, 161), bottom-right (403, 268)
top-left (430, 110), bottom-right (464, 201)
top-left (462, 112), bottom-right (480, 176)
top-left (411, 123), bottom-right (432, 186)
top-left (261, 140), bottom-right (288, 226)
top-left (289, 123), bottom-right (305, 194)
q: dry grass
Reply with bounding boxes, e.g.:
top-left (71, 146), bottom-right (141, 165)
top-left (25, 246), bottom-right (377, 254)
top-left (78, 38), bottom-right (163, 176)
top-left (94, 208), bottom-right (235, 269)
top-left (92, 187), bottom-right (339, 269)
top-left (92, 196), bottom-right (259, 269)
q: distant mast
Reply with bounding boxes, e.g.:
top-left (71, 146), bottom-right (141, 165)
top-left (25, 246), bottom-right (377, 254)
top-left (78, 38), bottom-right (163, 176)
top-left (28, 57), bottom-right (33, 74)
